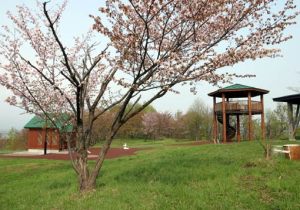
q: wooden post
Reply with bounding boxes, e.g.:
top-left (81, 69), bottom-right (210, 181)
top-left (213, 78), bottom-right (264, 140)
top-left (260, 94), bottom-right (265, 140)
top-left (222, 93), bottom-right (227, 143)
top-left (44, 128), bottom-right (48, 155)
top-left (287, 102), bottom-right (296, 141)
top-left (216, 107), bottom-right (219, 143)
top-left (237, 114), bottom-right (241, 142)
top-left (44, 117), bottom-right (48, 155)
top-left (213, 97), bottom-right (217, 143)
top-left (248, 92), bottom-right (252, 141)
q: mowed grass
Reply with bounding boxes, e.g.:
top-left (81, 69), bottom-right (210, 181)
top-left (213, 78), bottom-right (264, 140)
top-left (0, 140), bottom-right (300, 210)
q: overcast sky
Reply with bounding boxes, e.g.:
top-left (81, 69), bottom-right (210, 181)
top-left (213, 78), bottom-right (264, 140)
top-left (0, 1), bottom-right (300, 132)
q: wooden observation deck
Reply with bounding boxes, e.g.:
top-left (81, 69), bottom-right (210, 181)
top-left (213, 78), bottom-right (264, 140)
top-left (208, 84), bottom-right (269, 143)
top-left (215, 100), bottom-right (263, 114)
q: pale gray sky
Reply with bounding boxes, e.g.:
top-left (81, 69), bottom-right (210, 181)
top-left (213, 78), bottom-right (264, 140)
top-left (0, 1), bottom-right (300, 131)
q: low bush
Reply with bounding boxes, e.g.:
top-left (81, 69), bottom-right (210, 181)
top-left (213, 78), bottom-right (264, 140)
top-left (4, 128), bottom-right (27, 150)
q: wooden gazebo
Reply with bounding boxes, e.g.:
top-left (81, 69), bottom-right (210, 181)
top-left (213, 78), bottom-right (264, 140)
top-left (273, 93), bottom-right (300, 140)
top-left (24, 114), bottom-right (74, 153)
top-left (208, 84), bottom-right (269, 143)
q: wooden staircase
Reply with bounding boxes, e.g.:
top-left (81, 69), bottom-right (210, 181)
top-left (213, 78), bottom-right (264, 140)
top-left (217, 114), bottom-right (236, 141)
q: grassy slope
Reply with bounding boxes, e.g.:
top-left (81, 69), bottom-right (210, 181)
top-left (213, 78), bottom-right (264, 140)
top-left (0, 140), bottom-right (299, 210)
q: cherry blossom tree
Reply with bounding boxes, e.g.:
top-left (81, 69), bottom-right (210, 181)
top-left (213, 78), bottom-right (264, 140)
top-left (142, 111), bottom-right (173, 139)
top-left (142, 112), bottom-right (160, 139)
top-left (142, 112), bottom-right (159, 139)
top-left (0, 0), bottom-right (298, 192)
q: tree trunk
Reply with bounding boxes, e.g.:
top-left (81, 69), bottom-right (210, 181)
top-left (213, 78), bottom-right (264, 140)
top-left (75, 129), bottom-right (118, 193)
top-left (77, 151), bottom-right (96, 192)
top-left (264, 143), bottom-right (272, 160)
top-left (79, 175), bottom-right (96, 192)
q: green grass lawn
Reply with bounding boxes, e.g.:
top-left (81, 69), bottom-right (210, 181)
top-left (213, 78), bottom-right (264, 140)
top-left (0, 140), bottom-right (299, 210)
top-left (101, 138), bottom-right (191, 148)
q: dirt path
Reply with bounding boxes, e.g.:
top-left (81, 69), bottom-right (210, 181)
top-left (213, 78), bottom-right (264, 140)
top-left (0, 147), bottom-right (145, 161)
top-left (0, 141), bottom-right (212, 161)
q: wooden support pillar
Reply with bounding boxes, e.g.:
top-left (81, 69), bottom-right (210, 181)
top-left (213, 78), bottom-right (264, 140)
top-left (287, 102), bottom-right (295, 141)
top-left (213, 97), bottom-right (217, 143)
top-left (260, 94), bottom-right (265, 140)
top-left (237, 114), bottom-right (241, 142)
top-left (43, 118), bottom-right (48, 155)
top-left (222, 93), bottom-right (227, 143)
top-left (248, 92), bottom-right (252, 141)
top-left (287, 103), bottom-right (300, 141)
top-left (44, 127), bottom-right (48, 155)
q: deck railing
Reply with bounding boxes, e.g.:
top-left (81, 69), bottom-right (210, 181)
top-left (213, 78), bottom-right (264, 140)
top-left (215, 100), bottom-right (262, 113)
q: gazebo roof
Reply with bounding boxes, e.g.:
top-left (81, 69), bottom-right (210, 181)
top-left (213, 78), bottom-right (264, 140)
top-left (273, 93), bottom-right (300, 104)
top-left (24, 114), bottom-right (73, 132)
top-left (208, 84), bottom-right (269, 98)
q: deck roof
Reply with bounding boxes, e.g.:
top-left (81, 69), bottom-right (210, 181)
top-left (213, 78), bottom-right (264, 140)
top-left (273, 93), bottom-right (300, 104)
top-left (208, 84), bottom-right (269, 98)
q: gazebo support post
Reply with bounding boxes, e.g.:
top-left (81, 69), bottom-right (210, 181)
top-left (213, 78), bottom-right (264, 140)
top-left (213, 97), bottom-right (217, 143)
top-left (237, 114), bottom-right (241, 142)
top-left (248, 92), bottom-right (252, 141)
top-left (260, 94), bottom-right (265, 140)
top-left (287, 102), bottom-right (296, 141)
top-left (222, 93), bottom-right (227, 143)
top-left (295, 105), bottom-right (300, 137)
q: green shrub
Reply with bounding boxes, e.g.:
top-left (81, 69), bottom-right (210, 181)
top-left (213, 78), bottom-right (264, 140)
top-left (295, 128), bottom-right (300, 140)
top-left (5, 128), bottom-right (27, 150)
